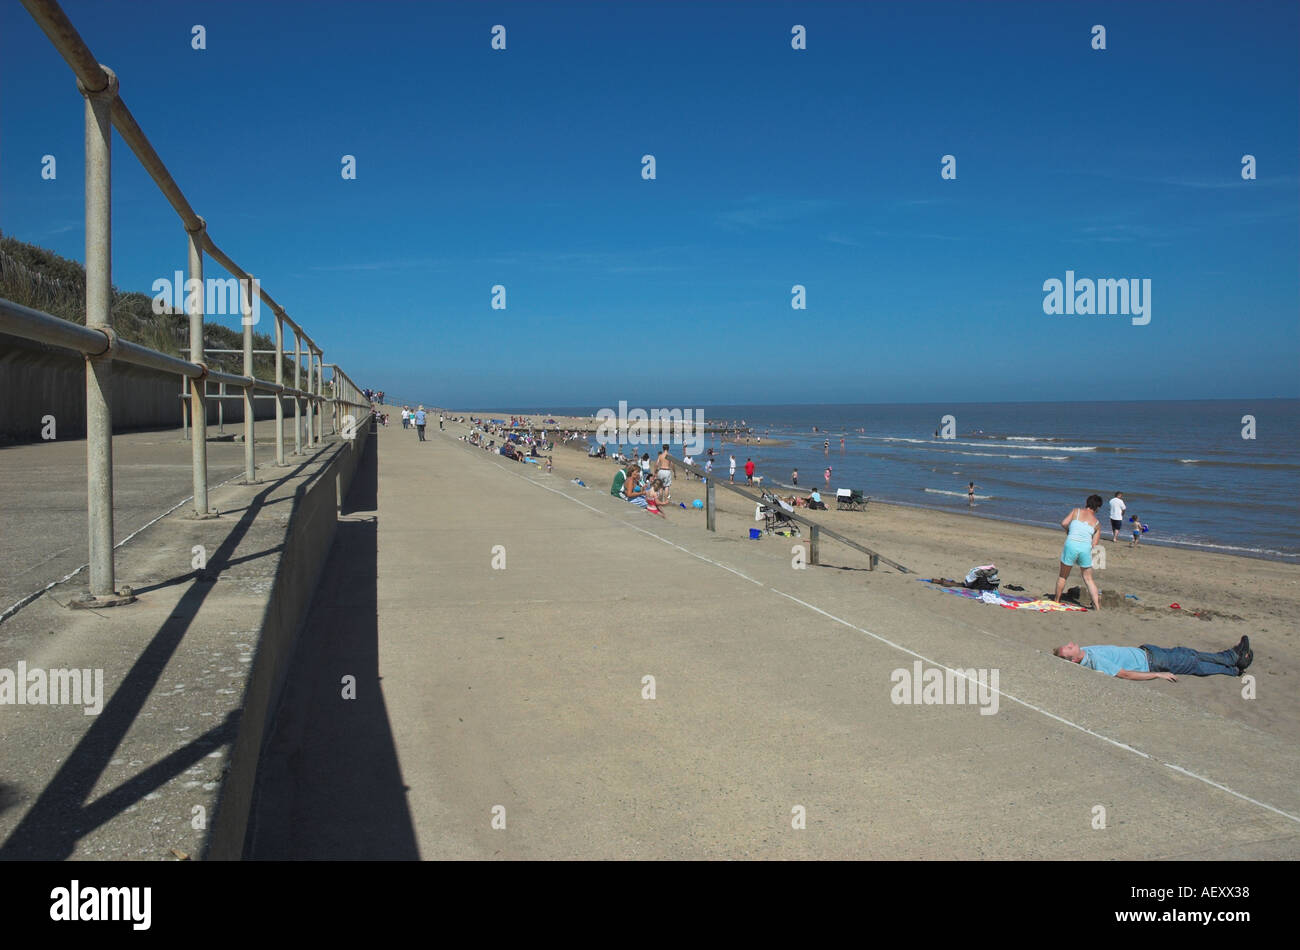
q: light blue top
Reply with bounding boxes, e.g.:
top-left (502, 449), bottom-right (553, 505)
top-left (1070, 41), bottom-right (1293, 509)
top-left (1067, 515), bottom-right (1095, 544)
top-left (414, 410), bottom-right (427, 425)
top-left (1080, 645), bottom-right (1149, 676)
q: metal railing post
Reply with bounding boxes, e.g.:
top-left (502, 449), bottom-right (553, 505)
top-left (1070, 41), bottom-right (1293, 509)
top-left (305, 344), bottom-right (315, 448)
top-left (242, 275), bottom-right (257, 482)
top-left (78, 65), bottom-right (128, 605)
top-left (706, 479), bottom-right (716, 531)
top-left (187, 219), bottom-right (211, 515)
top-left (293, 329), bottom-right (302, 455)
top-left (273, 310), bottom-right (284, 465)
top-left (314, 351), bottom-right (324, 443)
top-left (810, 524), bottom-right (821, 566)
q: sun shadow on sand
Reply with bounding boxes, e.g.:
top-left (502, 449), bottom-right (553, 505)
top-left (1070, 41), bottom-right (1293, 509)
top-left (246, 434), bottom-right (420, 859)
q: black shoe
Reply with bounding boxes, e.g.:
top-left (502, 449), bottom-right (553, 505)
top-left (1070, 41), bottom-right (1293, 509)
top-left (1234, 635), bottom-right (1253, 673)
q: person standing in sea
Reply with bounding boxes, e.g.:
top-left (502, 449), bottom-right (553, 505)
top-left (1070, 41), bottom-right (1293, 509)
top-left (967, 481), bottom-right (976, 507)
top-left (729, 454), bottom-right (736, 483)
top-left (824, 466), bottom-right (832, 488)
top-left (1107, 492), bottom-right (1126, 542)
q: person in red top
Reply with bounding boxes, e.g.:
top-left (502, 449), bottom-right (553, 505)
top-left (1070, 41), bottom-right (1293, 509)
top-left (744, 457), bottom-right (756, 484)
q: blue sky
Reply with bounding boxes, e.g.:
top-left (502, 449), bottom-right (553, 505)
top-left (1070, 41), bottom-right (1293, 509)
top-left (2, 0), bottom-right (1297, 408)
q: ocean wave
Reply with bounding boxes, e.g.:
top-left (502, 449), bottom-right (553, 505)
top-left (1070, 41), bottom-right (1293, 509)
top-left (924, 488), bottom-right (993, 500)
top-left (1158, 537), bottom-right (1300, 560)
top-left (1168, 457), bottom-right (1300, 470)
top-left (871, 436), bottom-right (1098, 452)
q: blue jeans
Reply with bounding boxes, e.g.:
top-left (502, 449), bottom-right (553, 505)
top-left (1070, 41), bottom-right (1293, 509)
top-left (1141, 644), bottom-right (1239, 677)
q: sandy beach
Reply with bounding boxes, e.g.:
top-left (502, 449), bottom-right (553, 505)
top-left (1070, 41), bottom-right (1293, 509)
top-left (421, 407), bottom-right (1300, 747)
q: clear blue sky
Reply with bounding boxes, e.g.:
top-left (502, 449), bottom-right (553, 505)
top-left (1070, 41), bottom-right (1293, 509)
top-left (3, 1), bottom-right (1297, 408)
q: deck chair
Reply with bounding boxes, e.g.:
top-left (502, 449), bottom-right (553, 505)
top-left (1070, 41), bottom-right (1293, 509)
top-left (759, 491), bottom-right (800, 536)
top-left (835, 488), bottom-right (853, 510)
top-left (846, 489), bottom-right (868, 511)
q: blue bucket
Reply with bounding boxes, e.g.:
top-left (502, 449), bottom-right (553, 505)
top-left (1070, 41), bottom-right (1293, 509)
top-left (749, 528), bottom-right (762, 540)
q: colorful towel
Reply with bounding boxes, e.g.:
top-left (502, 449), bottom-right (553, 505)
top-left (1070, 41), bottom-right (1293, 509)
top-left (921, 580), bottom-right (1087, 611)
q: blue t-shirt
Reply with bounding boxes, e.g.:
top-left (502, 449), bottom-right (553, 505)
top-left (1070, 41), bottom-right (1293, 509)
top-left (1080, 645), bottom-right (1148, 676)
top-left (414, 411), bottom-right (427, 425)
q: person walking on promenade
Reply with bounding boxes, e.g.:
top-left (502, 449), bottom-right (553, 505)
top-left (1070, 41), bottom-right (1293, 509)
top-left (1053, 636), bottom-right (1252, 681)
top-left (1107, 492), bottom-right (1126, 541)
top-left (1053, 494), bottom-right (1104, 610)
top-left (439, 413), bottom-right (445, 431)
top-left (401, 407), bottom-right (409, 429)
top-left (414, 406), bottom-right (428, 441)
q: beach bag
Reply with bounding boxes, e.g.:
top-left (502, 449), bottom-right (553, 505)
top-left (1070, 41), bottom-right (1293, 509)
top-left (964, 565), bottom-right (1000, 590)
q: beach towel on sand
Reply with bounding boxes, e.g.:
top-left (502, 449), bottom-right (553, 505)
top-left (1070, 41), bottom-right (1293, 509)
top-left (921, 580), bottom-right (1087, 611)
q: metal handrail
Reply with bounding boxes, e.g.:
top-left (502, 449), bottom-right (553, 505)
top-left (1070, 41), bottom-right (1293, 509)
top-left (6, 0), bottom-right (372, 606)
top-left (666, 453), bottom-right (911, 573)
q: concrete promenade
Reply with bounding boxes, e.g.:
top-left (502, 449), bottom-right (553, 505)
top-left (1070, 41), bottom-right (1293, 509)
top-left (1, 419), bottom-right (315, 618)
top-left (249, 422), bottom-right (1300, 859)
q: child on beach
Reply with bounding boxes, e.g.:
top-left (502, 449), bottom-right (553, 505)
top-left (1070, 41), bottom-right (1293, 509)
top-left (792, 468), bottom-right (798, 486)
top-left (1130, 514), bottom-right (1142, 547)
top-left (645, 477), bottom-right (667, 516)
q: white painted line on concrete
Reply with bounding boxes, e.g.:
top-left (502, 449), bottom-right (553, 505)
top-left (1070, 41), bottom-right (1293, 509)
top-left (488, 456), bottom-right (763, 587)
top-left (770, 589), bottom-right (1300, 825)
top-left (1163, 763), bottom-right (1300, 824)
top-left (1, 470), bottom-right (245, 626)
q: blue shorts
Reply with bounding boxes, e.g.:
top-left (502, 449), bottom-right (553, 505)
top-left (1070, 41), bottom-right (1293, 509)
top-left (1061, 539), bottom-right (1093, 568)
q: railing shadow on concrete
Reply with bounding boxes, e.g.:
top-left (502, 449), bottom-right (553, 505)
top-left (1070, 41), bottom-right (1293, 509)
top-left (1, 0), bottom-right (372, 609)
top-left (246, 431), bottom-right (421, 859)
top-left (0, 449), bottom-right (331, 860)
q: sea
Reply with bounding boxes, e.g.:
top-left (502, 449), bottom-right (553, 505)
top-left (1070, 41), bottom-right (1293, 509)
top-left (519, 400), bottom-right (1300, 564)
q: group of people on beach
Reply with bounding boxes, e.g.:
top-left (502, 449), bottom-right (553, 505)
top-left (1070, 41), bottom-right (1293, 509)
top-left (609, 445), bottom-right (679, 515)
top-left (1040, 490), bottom-right (1251, 683)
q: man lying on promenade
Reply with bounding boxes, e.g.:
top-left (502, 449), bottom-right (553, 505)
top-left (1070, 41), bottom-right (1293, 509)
top-left (1053, 637), bottom-right (1252, 681)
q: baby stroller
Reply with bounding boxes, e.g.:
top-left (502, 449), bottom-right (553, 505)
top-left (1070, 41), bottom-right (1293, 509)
top-left (759, 491), bottom-right (801, 536)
